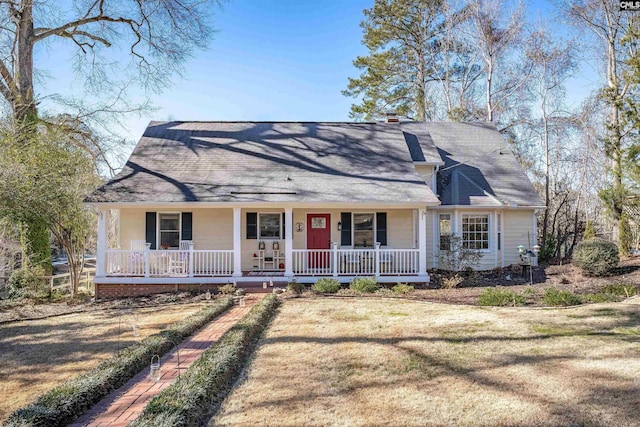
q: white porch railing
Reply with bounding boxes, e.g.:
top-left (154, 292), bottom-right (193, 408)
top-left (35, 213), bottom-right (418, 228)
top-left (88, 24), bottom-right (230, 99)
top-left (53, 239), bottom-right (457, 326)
top-left (192, 250), bottom-right (234, 276)
top-left (292, 247), bottom-right (419, 276)
top-left (106, 249), bottom-right (146, 276)
top-left (292, 249), bottom-right (333, 275)
top-left (105, 247), bottom-right (419, 278)
top-left (105, 249), bottom-right (234, 277)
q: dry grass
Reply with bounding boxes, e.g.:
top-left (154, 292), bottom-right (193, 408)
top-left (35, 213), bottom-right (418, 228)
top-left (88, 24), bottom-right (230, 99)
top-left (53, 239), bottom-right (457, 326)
top-left (214, 297), bottom-right (640, 427)
top-left (0, 301), bottom-right (210, 421)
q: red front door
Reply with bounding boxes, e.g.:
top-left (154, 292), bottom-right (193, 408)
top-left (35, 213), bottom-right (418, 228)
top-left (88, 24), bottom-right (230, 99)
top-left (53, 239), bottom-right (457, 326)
top-left (307, 214), bottom-right (331, 268)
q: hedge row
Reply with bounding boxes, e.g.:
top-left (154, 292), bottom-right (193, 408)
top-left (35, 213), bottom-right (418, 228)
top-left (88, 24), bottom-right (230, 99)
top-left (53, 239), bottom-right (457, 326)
top-left (130, 294), bottom-right (280, 427)
top-left (4, 296), bottom-right (234, 427)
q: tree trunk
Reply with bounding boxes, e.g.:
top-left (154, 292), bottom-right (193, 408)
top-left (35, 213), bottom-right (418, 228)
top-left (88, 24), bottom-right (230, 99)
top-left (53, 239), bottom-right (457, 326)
top-left (13, 1), bottom-right (50, 272)
top-left (567, 196), bottom-right (581, 257)
top-left (416, 46), bottom-right (427, 122)
top-left (605, 13), bottom-right (624, 239)
top-left (15, 0), bottom-right (36, 124)
top-left (486, 56), bottom-right (494, 122)
top-left (541, 94), bottom-right (550, 255)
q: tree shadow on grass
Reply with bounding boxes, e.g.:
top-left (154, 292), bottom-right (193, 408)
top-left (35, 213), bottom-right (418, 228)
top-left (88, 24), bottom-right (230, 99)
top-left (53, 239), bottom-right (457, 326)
top-left (219, 330), bottom-right (640, 426)
top-left (215, 302), bottom-right (640, 426)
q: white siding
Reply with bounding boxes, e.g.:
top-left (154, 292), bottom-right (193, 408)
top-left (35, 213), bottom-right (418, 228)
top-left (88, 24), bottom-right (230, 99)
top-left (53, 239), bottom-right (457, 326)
top-left (503, 210), bottom-right (536, 266)
top-left (119, 208), bottom-right (233, 251)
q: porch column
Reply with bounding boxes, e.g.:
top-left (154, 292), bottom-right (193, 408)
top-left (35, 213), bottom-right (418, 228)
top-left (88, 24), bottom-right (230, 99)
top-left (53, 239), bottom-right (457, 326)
top-left (418, 208), bottom-right (427, 276)
top-left (96, 209), bottom-right (108, 277)
top-left (233, 207), bottom-right (242, 277)
top-left (493, 209), bottom-right (499, 269)
top-left (432, 211), bottom-right (439, 269)
top-left (284, 207), bottom-right (293, 277)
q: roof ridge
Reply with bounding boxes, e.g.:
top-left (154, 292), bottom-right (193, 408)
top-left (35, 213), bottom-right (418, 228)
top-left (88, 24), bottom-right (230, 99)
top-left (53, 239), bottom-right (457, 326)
top-left (148, 120), bottom-right (380, 125)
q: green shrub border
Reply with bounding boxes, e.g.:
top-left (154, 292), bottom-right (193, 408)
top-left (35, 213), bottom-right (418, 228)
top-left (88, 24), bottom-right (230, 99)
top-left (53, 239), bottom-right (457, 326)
top-left (3, 296), bottom-right (234, 427)
top-left (478, 287), bottom-right (526, 307)
top-left (543, 288), bottom-right (583, 307)
top-left (131, 294), bottom-right (280, 427)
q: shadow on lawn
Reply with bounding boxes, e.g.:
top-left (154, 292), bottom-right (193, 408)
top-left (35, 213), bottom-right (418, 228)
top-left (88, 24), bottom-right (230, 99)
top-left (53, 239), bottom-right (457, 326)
top-left (222, 330), bottom-right (640, 426)
top-left (216, 303), bottom-right (640, 426)
top-left (0, 318), bottom-right (143, 375)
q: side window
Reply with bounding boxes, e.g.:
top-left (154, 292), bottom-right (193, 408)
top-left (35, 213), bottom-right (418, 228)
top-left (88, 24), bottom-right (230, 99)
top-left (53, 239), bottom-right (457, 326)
top-left (439, 214), bottom-right (451, 250)
top-left (462, 215), bottom-right (489, 250)
top-left (259, 213), bottom-right (281, 239)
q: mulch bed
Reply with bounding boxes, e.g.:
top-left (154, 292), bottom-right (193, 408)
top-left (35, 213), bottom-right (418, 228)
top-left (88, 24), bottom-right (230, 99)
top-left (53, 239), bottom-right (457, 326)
top-left (416, 256), bottom-right (640, 306)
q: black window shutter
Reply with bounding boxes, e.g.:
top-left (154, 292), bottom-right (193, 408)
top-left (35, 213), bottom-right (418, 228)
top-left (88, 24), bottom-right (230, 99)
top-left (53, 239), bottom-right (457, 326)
top-left (340, 212), bottom-right (352, 246)
top-left (282, 212), bottom-right (285, 238)
top-left (376, 212), bottom-right (387, 246)
top-left (181, 212), bottom-right (193, 241)
top-left (246, 212), bottom-right (257, 239)
top-left (145, 212), bottom-right (157, 249)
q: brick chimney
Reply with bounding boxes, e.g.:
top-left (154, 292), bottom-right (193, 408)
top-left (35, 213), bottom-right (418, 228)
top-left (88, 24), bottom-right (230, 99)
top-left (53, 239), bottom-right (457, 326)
top-left (385, 112), bottom-right (399, 123)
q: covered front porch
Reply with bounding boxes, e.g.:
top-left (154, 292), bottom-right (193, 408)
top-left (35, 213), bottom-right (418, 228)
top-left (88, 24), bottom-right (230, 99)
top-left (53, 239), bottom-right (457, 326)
top-left (95, 205), bottom-right (430, 284)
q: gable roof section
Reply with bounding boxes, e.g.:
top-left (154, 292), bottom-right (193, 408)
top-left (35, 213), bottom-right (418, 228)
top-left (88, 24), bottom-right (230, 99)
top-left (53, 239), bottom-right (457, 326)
top-left (87, 121), bottom-right (438, 205)
top-left (401, 122), bottom-right (543, 208)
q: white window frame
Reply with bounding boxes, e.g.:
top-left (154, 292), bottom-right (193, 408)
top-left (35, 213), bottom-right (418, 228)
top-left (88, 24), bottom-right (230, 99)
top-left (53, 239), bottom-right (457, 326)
top-left (157, 212), bottom-right (181, 249)
top-left (461, 214), bottom-right (490, 252)
top-left (258, 212), bottom-right (281, 240)
top-left (438, 213), bottom-right (452, 251)
top-left (352, 212), bottom-right (376, 248)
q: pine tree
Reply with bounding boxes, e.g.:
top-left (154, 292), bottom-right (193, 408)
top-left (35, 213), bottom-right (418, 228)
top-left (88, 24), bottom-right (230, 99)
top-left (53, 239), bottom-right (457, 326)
top-left (619, 213), bottom-right (632, 257)
top-left (583, 221), bottom-right (596, 240)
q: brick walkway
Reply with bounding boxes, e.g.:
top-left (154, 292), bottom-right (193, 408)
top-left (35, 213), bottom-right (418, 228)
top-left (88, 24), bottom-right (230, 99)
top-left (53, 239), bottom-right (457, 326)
top-left (70, 295), bottom-right (263, 427)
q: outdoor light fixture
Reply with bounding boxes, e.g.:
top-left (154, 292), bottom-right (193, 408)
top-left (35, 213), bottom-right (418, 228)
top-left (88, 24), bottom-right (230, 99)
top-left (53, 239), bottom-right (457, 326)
top-left (131, 313), bottom-right (140, 337)
top-left (150, 355), bottom-right (161, 382)
top-left (337, 221), bottom-right (342, 231)
top-left (258, 241), bottom-right (266, 250)
top-left (149, 339), bottom-right (182, 383)
top-left (263, 281), bottom-right (267, 289)
top-left (273, 241), bottom-right (280, 251)
top-left (517, 242), bottom-right (540, 286)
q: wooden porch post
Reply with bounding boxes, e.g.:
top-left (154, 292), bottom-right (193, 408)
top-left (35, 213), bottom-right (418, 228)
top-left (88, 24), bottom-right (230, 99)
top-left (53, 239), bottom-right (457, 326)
top-left (284, 207), bottom-right (293, 278)
top-left (96, 209), bottom-right (108, 277)
top-left (418, 208), bottom-right (427, 276)
top-left (233, 207), bottom-right (242, 277)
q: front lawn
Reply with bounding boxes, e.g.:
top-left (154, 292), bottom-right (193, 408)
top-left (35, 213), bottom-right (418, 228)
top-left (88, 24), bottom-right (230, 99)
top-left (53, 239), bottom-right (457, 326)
top-left (213, 298), bottom-right (640, 426)
top-left (0, 300), bottom-right (212, 422)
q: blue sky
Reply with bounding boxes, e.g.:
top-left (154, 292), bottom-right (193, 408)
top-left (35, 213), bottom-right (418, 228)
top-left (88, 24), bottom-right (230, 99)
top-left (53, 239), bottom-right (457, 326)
top-left (38, 0), bottom-right (600, 163)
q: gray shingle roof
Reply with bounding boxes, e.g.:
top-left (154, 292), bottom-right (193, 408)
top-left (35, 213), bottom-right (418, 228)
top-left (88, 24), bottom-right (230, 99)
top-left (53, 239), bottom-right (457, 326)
top-left (400, 124), bottom-right (444, 165)
top-left (87, 120), bottom-right (542, 208)
top-left (407, 122), bottom-right (543, 207)
top-left (87, 121), bottom-right (438, 205)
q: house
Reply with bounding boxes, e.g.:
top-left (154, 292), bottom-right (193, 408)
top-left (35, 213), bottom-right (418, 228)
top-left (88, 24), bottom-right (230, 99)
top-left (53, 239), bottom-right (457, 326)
top-left (85, 120), bottom-right (543, 298)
